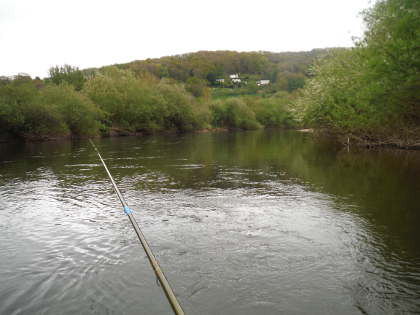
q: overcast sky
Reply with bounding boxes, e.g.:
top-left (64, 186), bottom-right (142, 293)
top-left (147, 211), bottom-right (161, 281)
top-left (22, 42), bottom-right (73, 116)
top-left (0, 0), bottom-right (372, 78)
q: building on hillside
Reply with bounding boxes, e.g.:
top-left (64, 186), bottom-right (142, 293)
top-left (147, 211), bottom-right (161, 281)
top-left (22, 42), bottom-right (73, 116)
top-left (215, 78), bottom-right (225, 83)
top-left (257, 79), bottom-right (270, 86)
top-left (229, 74), bottom-right (241, 83)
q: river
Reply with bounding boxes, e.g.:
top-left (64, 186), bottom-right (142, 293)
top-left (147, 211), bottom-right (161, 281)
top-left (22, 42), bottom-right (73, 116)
top-left (0, 130), bottom-right (419, 314)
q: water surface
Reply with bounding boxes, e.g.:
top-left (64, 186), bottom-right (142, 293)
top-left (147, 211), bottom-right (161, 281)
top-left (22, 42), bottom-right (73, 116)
top-left (1, 130), bottom-right (419, 314)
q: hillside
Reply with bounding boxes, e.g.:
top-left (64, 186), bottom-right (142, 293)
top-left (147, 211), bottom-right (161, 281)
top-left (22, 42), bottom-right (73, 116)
top-left (104, 49), bottom-right (330, 91)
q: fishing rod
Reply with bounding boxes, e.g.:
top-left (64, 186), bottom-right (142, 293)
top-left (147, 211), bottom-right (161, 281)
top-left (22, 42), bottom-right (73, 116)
top-left (89, 139), bottom-right (185, 315)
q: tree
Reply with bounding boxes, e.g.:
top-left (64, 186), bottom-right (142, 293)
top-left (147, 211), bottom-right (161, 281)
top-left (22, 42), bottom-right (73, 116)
top-left (287, 73), bottom-right (305, 92)
top-left (297, 0), bottom-right (420, 132)
top-left (48, 64), bottom-right (86, 91)
top-left (185, 77), bottom-right (209, 98)
top-left (360, 0), bottom-right (420, 123)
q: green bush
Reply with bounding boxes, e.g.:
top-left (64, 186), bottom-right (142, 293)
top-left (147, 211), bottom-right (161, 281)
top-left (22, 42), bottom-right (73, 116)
top-left (0, 76), bottom-right (67, 137)
top-left (210, 98), bottom-right (261, 130)
top-left (39, 84), bottom-right (103, 136)
top-left (0, 76), bottom-right (103, 138)
top-left (297, 0), bottom-right (420, 132)
top-left (246, 95), bottom-right (296, 128)
top-left (185, 77), bottom-right (209, 98)
top-left (157, 82), bottom-right (198, 132)
top-left (84, 67), bottom-right (211, 133)
top-left (20, 101), bottom-right (67, 137)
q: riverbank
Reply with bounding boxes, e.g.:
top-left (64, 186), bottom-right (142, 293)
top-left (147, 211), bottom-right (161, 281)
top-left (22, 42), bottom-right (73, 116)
top-left (3, 127), bottom-right (420, 151)
top-left (314, 128), bottom-right (420, 151)
top-left (0, 126), bottom-right (231, 143)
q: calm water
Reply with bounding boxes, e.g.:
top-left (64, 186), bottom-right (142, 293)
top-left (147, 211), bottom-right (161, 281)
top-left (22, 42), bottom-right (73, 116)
top-left (0, 130), bottom-right (419, 315)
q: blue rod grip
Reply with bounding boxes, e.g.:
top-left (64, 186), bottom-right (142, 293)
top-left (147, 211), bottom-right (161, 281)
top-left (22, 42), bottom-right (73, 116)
top-left (124, 205), bottom-right (132, 215)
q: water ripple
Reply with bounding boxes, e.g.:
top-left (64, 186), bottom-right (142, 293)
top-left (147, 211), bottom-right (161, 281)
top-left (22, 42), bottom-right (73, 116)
top-left (1, 133), bottom-right (419, 314)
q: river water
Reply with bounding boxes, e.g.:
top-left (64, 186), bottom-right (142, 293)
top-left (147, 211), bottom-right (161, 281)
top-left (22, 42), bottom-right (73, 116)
top-left (0, 130), bottom-right (419, 315)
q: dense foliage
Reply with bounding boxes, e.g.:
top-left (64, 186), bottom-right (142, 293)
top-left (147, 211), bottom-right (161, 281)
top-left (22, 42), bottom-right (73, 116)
top-left (1, 49), bottom-right (309, 140)
top-left (114, 50), bottom-right (326, 92)
top-left (297, 0), bottom-right (419, 137)
top-left (1, 0), bottom-right (417, 143)
top-left (0, 75), bottom-right (103, 139)
top-left (0, 66), bottom-right (297, 140)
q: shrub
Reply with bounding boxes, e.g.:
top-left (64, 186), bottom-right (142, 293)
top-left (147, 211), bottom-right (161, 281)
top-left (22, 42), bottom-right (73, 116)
top-left (210, 98), bottom-right (261, 130)
top-left (84, 67), bottom-right (211, 133)
top-left (246, 95), bottom-right (296, 128)
top-left (39, 84), bottom-right (103, 136)
top-left (0, 77), bottom-right (67, 137)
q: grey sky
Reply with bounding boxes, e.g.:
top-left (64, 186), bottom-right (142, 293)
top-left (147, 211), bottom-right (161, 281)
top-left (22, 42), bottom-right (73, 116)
top-left (0, 0), bottom-right (372, 78)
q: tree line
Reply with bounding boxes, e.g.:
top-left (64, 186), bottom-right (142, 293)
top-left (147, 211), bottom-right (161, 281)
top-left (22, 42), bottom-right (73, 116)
top-left (107, 49), bottom-right (327, 92)
top-left (0, 65), bottom-right (296, 140)
top-left (1, 0), bottom-right (417, 144)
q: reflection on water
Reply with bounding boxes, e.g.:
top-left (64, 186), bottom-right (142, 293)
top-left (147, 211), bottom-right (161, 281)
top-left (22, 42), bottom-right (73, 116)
top-left (0, 130), bottom-right (419, 314)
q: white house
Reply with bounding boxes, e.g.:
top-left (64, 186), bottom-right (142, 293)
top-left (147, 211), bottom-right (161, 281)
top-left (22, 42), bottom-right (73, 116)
top-left (229, 74), bottom-right (241, 83)
top-left (257, 79), bottom-right (270, 86)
